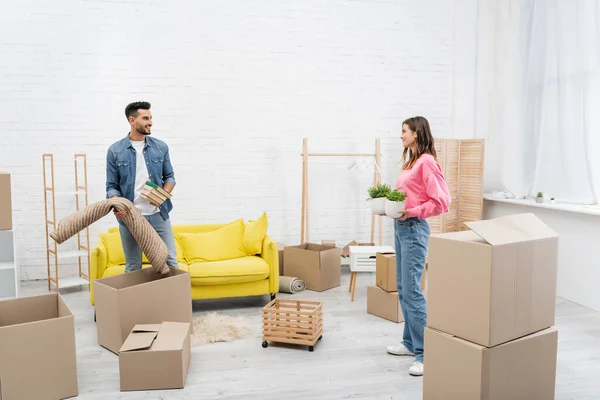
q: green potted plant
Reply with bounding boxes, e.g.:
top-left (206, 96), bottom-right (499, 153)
top-left (367, 183), bottom-right (392, 215)
top-left (535, 192), bottom-right (544, 204)
top-left (385, 189), bottom-right (407, 218)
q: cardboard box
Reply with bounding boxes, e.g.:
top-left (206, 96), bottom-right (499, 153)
top-left (283, 244), bottom-right (341, 291)
top-left (119, 322), bottom-right (191, 391)
top-left (321, 240), bottom-right (336, 247)
top-left (367, 286), bottom-right (404, 323)
top-left (342, 241), bottom-right (375, 257)
top-left (0, 293), bottom-right (78, 400)
top-left (427, 213), bottom-right (558, 347)
top-left (375, 252), bottom-right (396, 292)
top-left (423, 326), bottom-right (558, 400)
top-left (276, 242), bottom-right (287, 276)
top-left (94, 267), bottom-right (193, 354)
top-left (0, 173), bottom-right (12, 230)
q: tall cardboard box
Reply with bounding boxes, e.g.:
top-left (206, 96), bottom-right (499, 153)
top-left (276, 242), bottom-right (287, 275)
top-left (423, 326), bottom-right (558, 400)
top-left (375, 252), bottom-right (396, 292)
top-left (283, 244), bottom-right (341, 291)
top-left (94, 267), bottom-right (193, 354)
top-left (0, 293), bottom-right (78, 400)
top-left (0, 173), bottom-right (12, 230)
top-left (367, 286), bottom-right (404, 323)
top-left (427, 213), bottom-right (558, 347)
top-left (119, 322), bottom-right (191, 391)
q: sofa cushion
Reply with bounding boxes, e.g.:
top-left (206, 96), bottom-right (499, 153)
top-left (188, 256), bottom-right (269, 285)
top-left (101, 263), bottom-right (190, 279)
top-left (178, 219), bottom-right (246, 263)
top-left (243, 212), bottom-right (268, 255)
top-left (99, 231), bottom-right (126, 266)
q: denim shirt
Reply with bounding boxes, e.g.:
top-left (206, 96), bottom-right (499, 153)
top-left (106, 134), bottom-right (176, 220)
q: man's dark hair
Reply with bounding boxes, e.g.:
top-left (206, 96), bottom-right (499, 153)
top-left (125, 101), bottom-right (151, 120)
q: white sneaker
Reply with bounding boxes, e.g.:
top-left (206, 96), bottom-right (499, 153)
top-left (386, 344), bottom-right (415, 356)
top-left (409, 361), bottom-right (424, 376)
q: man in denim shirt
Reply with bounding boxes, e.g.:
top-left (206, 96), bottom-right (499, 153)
top-left (106, 101), bottom-right (178, 272)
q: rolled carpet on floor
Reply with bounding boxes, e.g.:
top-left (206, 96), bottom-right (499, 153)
top-left (278, 276), bottom-right (306, 294)
top-left (49, 197), bottom-right (171, 275)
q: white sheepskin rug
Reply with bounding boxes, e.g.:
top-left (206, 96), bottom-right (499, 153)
top-left (191, 312), bottom-right (254, 347)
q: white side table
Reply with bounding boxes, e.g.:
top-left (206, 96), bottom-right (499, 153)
top-left (348, 245), bottom-right (394, 301)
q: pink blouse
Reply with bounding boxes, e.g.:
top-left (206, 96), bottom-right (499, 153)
top-left (396, 154), bottom-right (451, 219)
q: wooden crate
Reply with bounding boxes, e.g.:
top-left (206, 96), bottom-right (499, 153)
top-left (262, 299), bottom-right (324, 352)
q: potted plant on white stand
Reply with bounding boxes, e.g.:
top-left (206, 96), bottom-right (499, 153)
top-left (535, 192), bottom-right (544, 204)
top-left (367, 183), bottom-right (391, 215)
top-left (385, 189), bottom-right (407, 218)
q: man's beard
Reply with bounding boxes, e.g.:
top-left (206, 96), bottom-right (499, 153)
top-left (136, 125), bottom-right (151, 135)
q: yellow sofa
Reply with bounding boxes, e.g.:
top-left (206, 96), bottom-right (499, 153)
top-left (89, 216), bottom-right (279, 306)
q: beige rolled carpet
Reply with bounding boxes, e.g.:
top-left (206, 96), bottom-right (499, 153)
top-left (278, 276), bottom-right (306, 294)
top-left (49, 197), bottom-right (170, 274)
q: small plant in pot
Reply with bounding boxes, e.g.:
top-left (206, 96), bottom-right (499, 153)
top-left (385, 189), bottom-right (407, 218)
top-left (367, 183), bottom-right (392, 215)
top-left (535, 192), bottom-right (544, 204)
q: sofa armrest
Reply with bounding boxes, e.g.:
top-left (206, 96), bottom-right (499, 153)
top-left (260, 235), bottom-right (279, 295)
top-left (90, 240), bottom-right (108, 306)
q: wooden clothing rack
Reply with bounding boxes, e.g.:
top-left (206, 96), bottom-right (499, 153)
top-left (300, 138), bottom-right (383, 245)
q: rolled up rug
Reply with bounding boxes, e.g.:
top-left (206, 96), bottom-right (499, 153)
top-left (278, 276), bottom-right (306, 294)
top-left (49, 197), bottom-right (171, 275)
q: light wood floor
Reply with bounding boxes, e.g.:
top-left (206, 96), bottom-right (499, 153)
top-left (17, 266), bottom-right (600, 400)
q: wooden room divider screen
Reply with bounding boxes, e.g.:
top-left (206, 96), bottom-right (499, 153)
top-left (426, 139), bottom-right (485, 233)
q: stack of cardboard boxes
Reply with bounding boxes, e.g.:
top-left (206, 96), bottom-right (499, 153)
top-left (367, 251), bottom-right (404, 323)
top-left (0, 259), bottom-right (194, 398)
top-left (424, 213), bottom-right (559, 399)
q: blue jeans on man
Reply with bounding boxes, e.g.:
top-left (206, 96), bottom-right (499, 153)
top-left (118, 213), bottom-right (179, 272)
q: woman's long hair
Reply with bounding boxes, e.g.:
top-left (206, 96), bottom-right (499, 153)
top-left (402, 116), bottom-right (437, 170)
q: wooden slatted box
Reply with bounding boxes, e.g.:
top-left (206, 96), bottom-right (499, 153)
top-left (262, 299), bottom-right (324, 351)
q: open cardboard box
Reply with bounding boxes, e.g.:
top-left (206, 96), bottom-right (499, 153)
top-left (283, 244), bottom-right (341, 291)
top-left (94, 267), bottom-right (193, 354)
top-left (427, 213), bottom-right (558, 347)
top-left (119, 322), bottom-right (191, 391)
top-left (0, 293), bottom-right (78, 400)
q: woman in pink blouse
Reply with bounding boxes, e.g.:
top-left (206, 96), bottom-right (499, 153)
top-left (386, 116), bottom-right (451, 376)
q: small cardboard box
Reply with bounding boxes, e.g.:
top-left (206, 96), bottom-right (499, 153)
top-left (375, 252), bottom-right (396, 292)
top-left (367, 286), bottom-right (404, 323)
top-left (119, 322), bottom-right (191, 391)
top-left (94, 267), bottom-right (193, 354)
top-left (427, 213), bottom-right (558, 347)
top-left (0, 173), bottom-right (12, 230)
top-left (283, 244), bottom-right (341, 291)
top-left (276, 242), bottom-right (287, 275)
top-left (0, 293), bottom-right (78, 400)
top-left (423, 326), bottom-right (558, 400)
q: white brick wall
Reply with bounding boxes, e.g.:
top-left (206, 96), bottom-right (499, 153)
top-left (0, 0), bottom-right (455, 281)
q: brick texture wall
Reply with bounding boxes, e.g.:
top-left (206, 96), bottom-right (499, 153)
top-left (0, 0), bottom-right (455, 280)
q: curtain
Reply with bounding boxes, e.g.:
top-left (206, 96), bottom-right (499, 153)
top-left (467, 0), bottom-right (600, 204)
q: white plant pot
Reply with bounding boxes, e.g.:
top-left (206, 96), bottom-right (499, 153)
top-left (371, 197), bottom-right (386, 215)
top-left (535, 197), bottom-right (544, 204)
top-left (385, 199), bottom-right (406, 218)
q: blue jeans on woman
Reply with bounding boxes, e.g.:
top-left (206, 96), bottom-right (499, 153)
top-left (394, 217), bottom-right (429, 363)
top-left (118, 213), bottom-right (179, 272)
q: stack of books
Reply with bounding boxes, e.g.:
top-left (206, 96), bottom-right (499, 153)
top-left (141, 181), bottom-right (172, 207)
